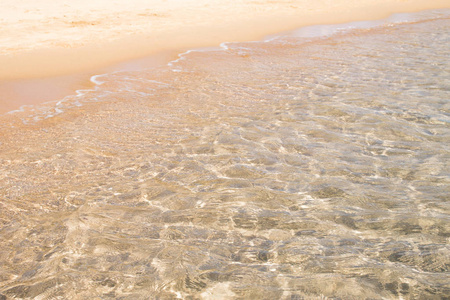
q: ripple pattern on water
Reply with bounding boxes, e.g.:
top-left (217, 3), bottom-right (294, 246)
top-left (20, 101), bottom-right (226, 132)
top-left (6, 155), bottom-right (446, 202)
top-left (0, 12), bottom-right (449, 300)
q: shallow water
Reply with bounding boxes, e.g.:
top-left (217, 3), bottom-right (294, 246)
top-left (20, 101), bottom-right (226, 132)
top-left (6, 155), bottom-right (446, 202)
top-left (0, 10), bottom-right (449, 300)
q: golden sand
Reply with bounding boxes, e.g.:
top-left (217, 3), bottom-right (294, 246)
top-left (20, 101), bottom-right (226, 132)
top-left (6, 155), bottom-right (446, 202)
top-left (0, 0), bottom-right (448, 112)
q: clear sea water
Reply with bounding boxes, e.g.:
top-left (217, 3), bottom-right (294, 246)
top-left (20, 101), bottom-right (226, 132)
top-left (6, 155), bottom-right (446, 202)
top-left (0, 9), bottom-right (449, 300)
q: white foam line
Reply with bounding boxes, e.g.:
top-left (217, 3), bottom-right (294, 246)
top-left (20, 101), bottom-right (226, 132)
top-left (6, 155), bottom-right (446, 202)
top-left (5, 9), bottom-right (447, 122)
top-left (6, 105), bottom-right (30, 115)
top-left (264, 9), bottom-right (446, 42)
top-left (220, 42), bottom-right (230, 50)
top-left (90, 74), bottom-right (107, 85)
top-left (167, 46), bottom-right (224, 71)
top-left (168, 49), bottom-right (196, 67)
top-left (76, 89), bottom-right (91, 97)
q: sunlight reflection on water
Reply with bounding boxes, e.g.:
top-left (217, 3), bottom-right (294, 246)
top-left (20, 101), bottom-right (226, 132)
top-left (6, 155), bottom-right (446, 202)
top-left (0, 9), bottom-right (449, 300)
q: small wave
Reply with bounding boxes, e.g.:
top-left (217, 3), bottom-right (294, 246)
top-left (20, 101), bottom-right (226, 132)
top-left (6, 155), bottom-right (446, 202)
top-left (90, 74), bottom-right (108, 85)
top-left (3, 9), bottom-right (448, 126)
top-left (266, 8), bottom-right (450, 41)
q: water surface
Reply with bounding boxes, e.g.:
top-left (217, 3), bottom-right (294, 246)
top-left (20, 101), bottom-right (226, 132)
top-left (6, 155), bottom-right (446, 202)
top-left (0, 10), bottom-right (449, 300)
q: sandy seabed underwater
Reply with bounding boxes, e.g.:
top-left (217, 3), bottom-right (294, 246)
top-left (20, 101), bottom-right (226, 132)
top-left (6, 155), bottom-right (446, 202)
top-left (0, 9), bottom-right (449, 300)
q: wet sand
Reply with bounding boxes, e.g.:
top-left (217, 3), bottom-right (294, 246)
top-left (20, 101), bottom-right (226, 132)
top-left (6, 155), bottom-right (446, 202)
top-left (0, 0), bottom-right (449, 113)
top-left (0, 50), bottom-right (178, 114)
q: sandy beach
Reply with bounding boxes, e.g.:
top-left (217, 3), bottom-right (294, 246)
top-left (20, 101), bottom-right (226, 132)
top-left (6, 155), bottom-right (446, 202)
top-left (1, 1), bottom-right (449, 298)
top-left (0, 0), bottom-right (449, 113)
top-left (1, 0), bottom-right (449, 80)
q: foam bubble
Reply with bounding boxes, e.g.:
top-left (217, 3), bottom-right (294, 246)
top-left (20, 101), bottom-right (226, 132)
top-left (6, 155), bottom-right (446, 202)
top-left (90, 74), bottom-right (107, 85)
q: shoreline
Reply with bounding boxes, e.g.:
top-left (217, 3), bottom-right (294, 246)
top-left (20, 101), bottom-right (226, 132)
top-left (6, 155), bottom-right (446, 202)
top-left (0, 0), bottom-right (449, 114)
top-left (2, 1), bottom-right (449, 80)
top-left (0, 50), bottom-right (180, 114)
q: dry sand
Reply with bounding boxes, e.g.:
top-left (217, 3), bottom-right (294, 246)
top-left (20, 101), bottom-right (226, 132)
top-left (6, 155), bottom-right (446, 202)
top-left (0, 0), bottom-right (448, 112)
